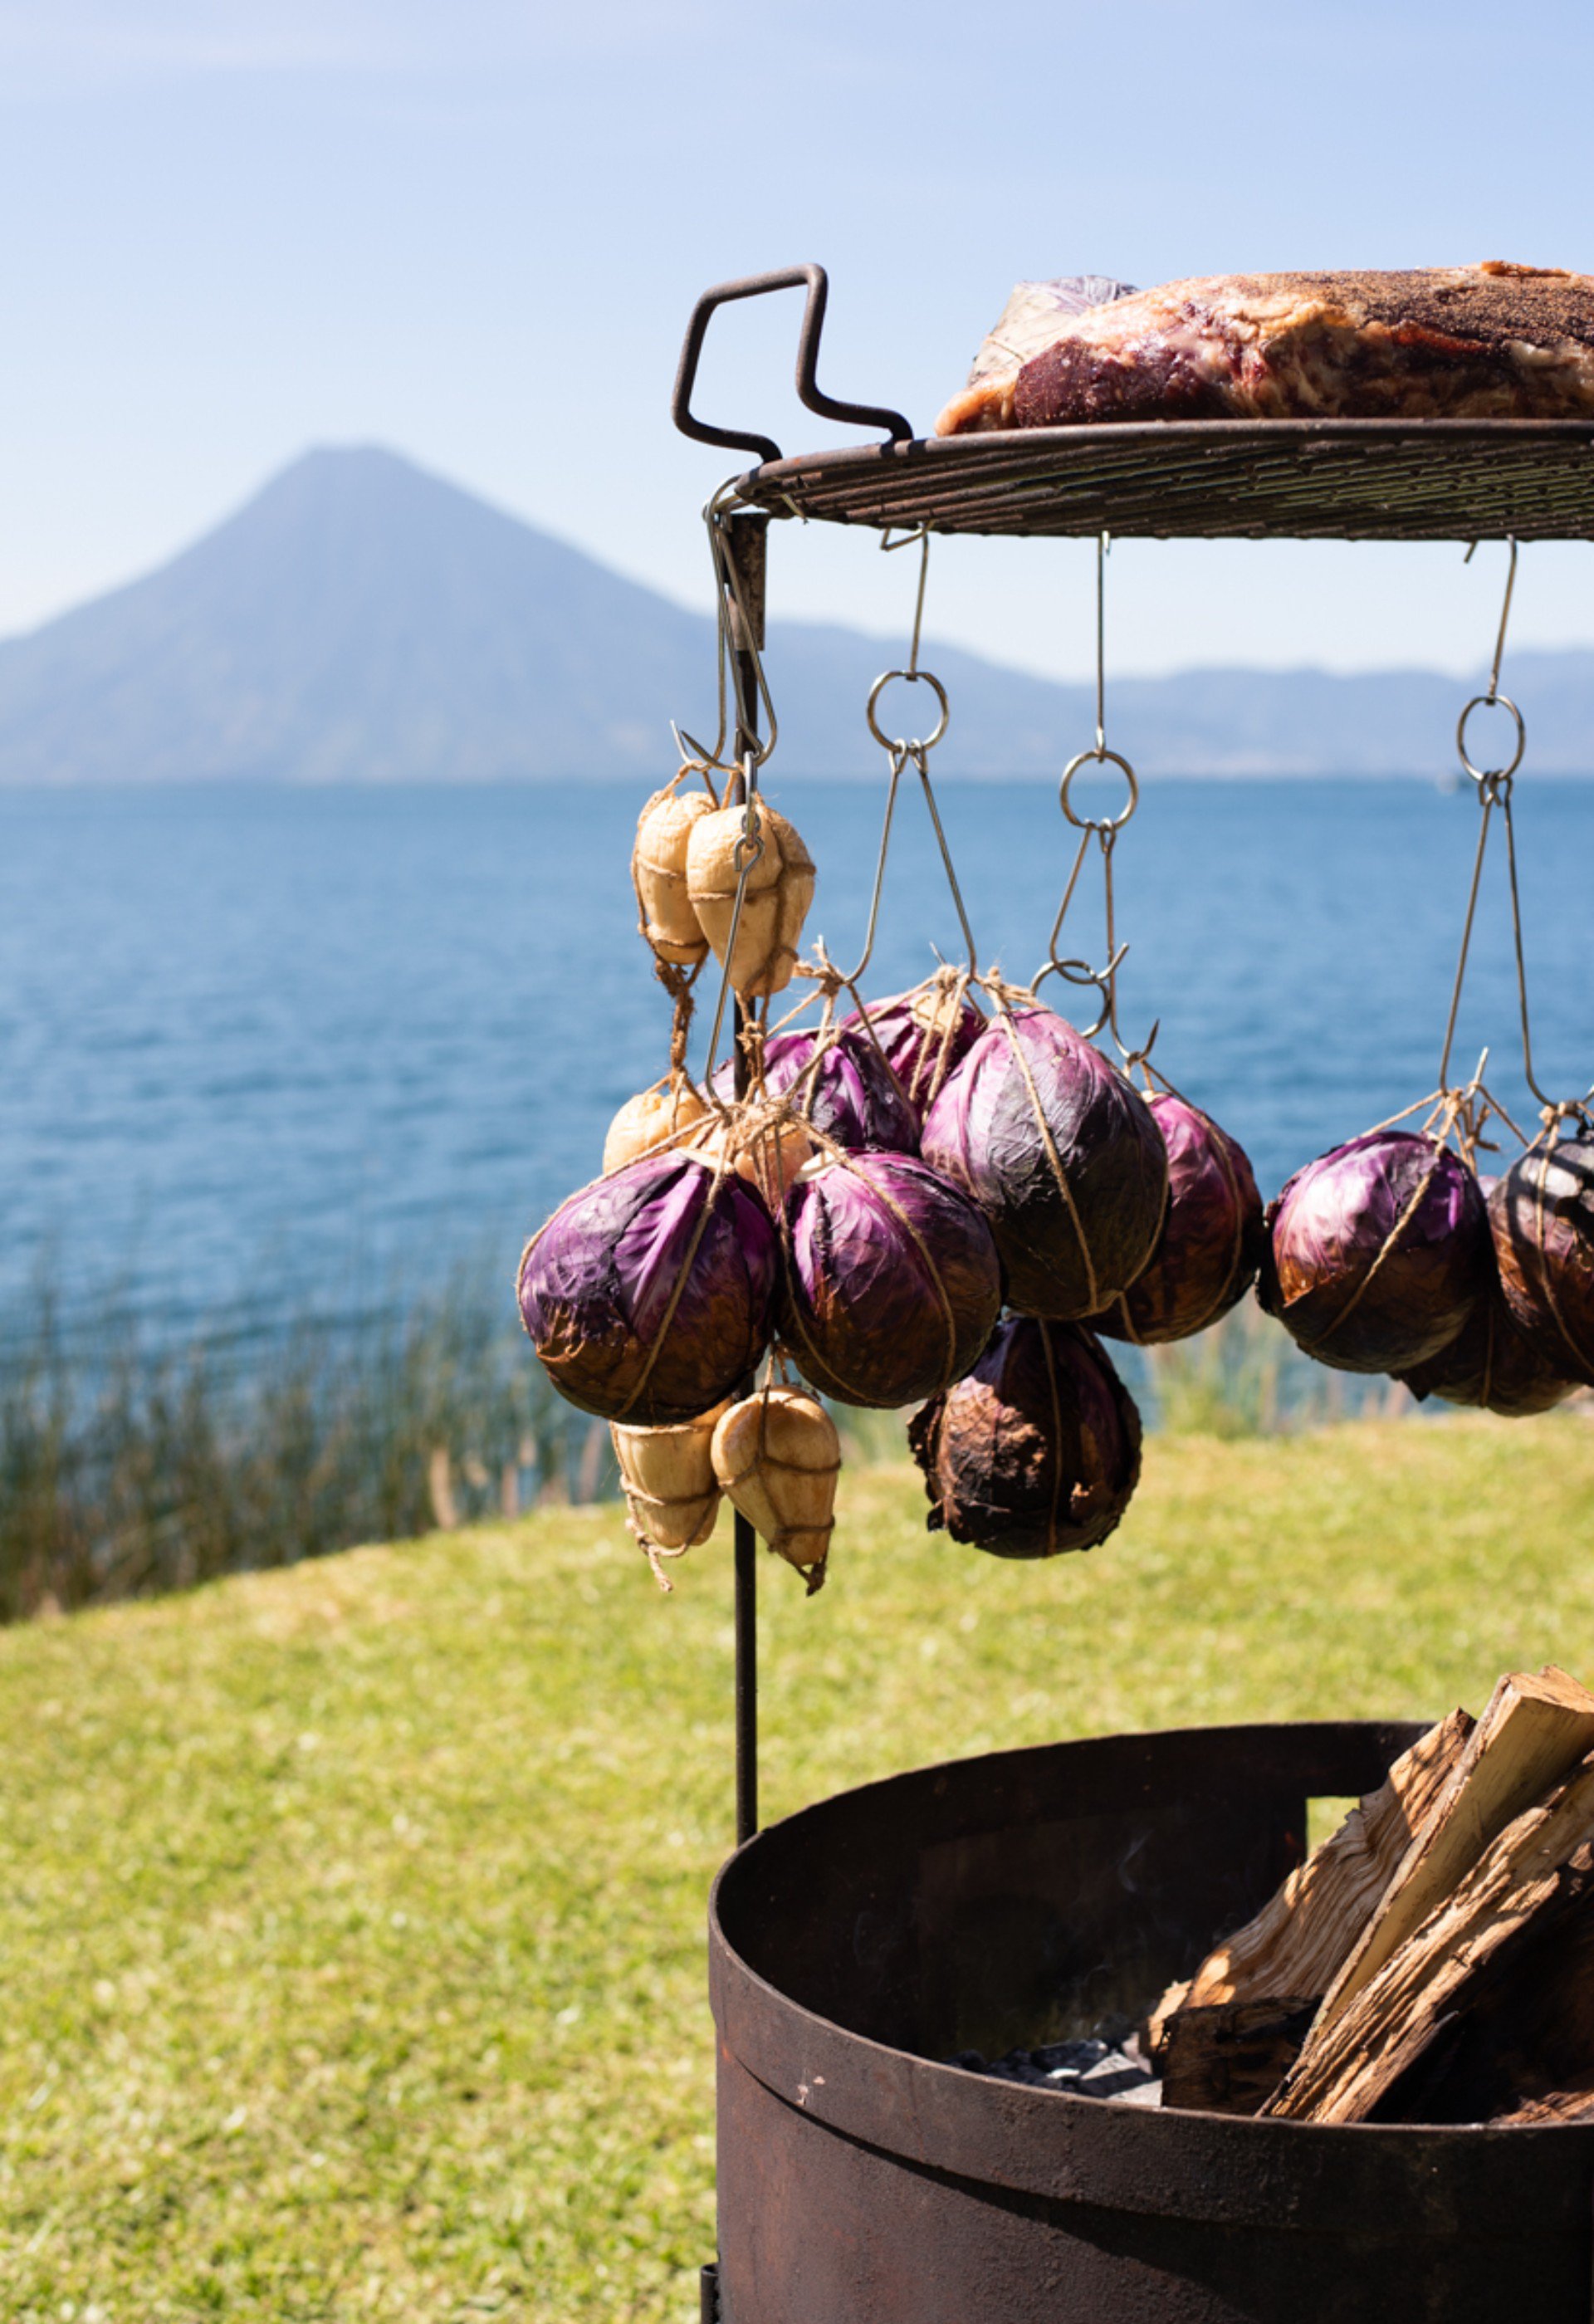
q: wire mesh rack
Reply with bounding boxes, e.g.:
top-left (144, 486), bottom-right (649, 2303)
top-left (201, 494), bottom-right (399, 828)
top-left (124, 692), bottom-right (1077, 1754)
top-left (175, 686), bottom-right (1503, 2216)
top-left (731, 418), bottom-right (1594, 541)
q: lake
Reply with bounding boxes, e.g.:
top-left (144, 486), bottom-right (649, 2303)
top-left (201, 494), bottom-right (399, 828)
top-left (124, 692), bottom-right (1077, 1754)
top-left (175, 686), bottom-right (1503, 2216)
top-left (0, 777), bottom-right (1588, 1353)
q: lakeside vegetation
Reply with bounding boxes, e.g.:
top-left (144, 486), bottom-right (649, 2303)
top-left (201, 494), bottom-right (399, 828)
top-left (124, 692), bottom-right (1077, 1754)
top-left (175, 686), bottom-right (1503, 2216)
top-left (2, 1414), bottom-right (1592, 2320)
top-left (0, 1275), bottom-right (614, 1624)
top-left (0, 1279), bottom-right (1410, 1627)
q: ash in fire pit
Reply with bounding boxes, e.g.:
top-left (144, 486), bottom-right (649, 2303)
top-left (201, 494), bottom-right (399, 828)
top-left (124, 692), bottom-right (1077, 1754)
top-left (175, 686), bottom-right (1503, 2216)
top-left (947, 2032), bottom-right (1161, 2105)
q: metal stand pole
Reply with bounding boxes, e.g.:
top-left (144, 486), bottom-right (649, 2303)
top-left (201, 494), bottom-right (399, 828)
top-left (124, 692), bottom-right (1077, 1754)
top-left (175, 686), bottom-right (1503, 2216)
top-left (724, 508), bottom-right (769, 1852)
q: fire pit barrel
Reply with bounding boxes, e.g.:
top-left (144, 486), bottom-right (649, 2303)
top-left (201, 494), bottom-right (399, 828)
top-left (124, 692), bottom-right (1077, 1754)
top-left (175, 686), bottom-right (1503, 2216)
top-left (709, 1721), bottom-right (1594, 2322)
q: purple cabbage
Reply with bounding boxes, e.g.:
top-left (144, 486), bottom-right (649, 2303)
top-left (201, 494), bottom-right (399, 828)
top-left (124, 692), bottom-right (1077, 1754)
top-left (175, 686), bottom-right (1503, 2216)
top-left (840, 976), bottom-right (985, 1128)
top-left (919, 1005), bottom-right (1168, 1320)
top-left (1491, 1135), bottom-right (1594, 1387)
top-left (716, 1024), bottom-right (919, 1154)
top-left (778, 1151), bottom-right (1002, 1408)
top-left (1093, 1094), bottom-right (1265, 1345)
top-left (517, 1151), bottom-right (776, 1424)
top-left (1398, 1281), bottom-right (1578, 1416)
top-left (908, 1317), bottom-right (1142, 1558)
top-left (1259, 1131), bottom-right (1489, 1375)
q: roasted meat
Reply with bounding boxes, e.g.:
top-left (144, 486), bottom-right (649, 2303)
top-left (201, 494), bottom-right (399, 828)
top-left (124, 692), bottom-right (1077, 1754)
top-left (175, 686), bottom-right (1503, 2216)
top-left (936, 263), bottom-right (1594, 433)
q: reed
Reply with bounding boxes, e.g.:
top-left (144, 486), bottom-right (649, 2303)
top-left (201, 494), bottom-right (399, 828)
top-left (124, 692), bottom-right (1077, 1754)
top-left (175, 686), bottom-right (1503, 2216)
top-left (0, 1271), bottom-right (613, 1623)
top-left (1137, 1304), bottom-right (1409, 1439)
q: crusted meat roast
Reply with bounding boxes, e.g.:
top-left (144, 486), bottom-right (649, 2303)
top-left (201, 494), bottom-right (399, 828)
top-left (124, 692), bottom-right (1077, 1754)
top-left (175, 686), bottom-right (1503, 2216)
top-left (936, 264), bottom-right (1594, 433)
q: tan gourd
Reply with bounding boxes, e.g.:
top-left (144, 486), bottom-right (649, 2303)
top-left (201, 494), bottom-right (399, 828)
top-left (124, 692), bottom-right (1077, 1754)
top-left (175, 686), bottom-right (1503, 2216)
top-left (686, 799), bottom-right (815, 997)
top-left (612, 1401), bottom-right (728, 1588)
top-left (711, 1387), bottom-right (840, 1593)
top-left (694, 1107), bottom-right (814, 1209)
top-left (603, 1079), bottom-right (711, 1174)
top-left (633, 780), bottom-right (718, 966)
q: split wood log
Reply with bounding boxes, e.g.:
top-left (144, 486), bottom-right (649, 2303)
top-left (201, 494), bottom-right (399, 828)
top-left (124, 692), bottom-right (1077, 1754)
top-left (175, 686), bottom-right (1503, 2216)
top-left (1150, 1706), bottom-right (1473, 2052)
top-left (1157, 1996), bottom-right (1318, 2117)
top-left (1310, 1665), bottom-right (1594, 2041)
top-left (1264, 1751), bottom-right (1594, 2123)
top-left (1495, 2087), bottom-right (1594, 2126)
top-left (1366, 1878), bottom-right (1594, 2126)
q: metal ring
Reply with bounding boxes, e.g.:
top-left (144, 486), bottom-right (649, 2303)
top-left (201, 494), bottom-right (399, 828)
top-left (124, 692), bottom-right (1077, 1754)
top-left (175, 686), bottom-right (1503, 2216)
top-left (1456, 692), bottom-right (1526, 785)
top-left (867, 668), bottom-right (950, 752)
top-left (1059, 747), bottom-right (1139, 831)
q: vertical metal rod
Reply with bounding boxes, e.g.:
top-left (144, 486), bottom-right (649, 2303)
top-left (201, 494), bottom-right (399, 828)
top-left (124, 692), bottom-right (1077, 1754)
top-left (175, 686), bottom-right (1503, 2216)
top-left (724, 508), bottom-right (768, 1850)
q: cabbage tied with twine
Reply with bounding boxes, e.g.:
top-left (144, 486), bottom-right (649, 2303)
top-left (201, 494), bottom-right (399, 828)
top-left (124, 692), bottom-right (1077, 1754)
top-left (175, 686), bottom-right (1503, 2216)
top-left (909, 1316), bottom-right (1142, 1559)
top-left (516, 1148), bottom-right (777, 1425)
top-left (1397, 1272), bottom-right (1578, 1416)
top-left (715, 1021), bottom-right (920, 1155)
top-left (1259, 1129), bottom-right (1491, 1377)
top-left (777, 1142), bottom-right (1003, 1410)
top-left (1492, 1132), bottom-right (1594, 1388)
top-left (1092, 1092), bottom-right (1266, 1346)
top-left (840, 968), bottom-right (985, 1131)
top-left (920, 1000), bottom-right (1168, 1321)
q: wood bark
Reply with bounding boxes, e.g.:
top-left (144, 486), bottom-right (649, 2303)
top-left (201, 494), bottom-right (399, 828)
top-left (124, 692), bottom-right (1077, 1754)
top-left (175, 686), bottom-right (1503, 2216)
top-left (1151, 1706), bottom-right (1473, 2048)
top-left (1158, 1996), bottom-right (1317, 2116)
top-left (1264, 1756), bottom-right (1594, 2123)
top-left (1372, 1882), bottom-right (1594, 2125)
top-left (1310, 1666), bottom-right (1594, 2040)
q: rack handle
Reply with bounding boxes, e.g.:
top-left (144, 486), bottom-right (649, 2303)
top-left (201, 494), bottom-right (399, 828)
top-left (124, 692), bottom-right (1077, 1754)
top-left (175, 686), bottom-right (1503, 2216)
top-left (671, 263), bottom-right (914, 467)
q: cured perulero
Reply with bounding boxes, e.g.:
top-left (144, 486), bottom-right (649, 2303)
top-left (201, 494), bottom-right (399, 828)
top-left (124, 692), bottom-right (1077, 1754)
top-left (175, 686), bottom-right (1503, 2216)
top-left (936, 263), bottom-right (1594, 434)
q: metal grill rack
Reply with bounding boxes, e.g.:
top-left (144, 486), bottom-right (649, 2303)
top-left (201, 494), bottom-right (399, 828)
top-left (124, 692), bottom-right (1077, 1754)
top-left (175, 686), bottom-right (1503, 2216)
top-left (734, 418), bottom-right (1594, 541)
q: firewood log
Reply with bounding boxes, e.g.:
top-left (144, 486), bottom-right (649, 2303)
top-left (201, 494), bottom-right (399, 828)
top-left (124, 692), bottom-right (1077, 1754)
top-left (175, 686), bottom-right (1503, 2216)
top-left (1158, 1996), bottom-right (1318, 2116)
top-left (1310, 1666), bottom-right (1594, 2040)
top-left (1367, 1885), bottom-right (1594, 2126)
top-left (1264, 1755), bottom-right (1594, 2123)
top-left (1150, 1707), bottom-right (1472, 2051)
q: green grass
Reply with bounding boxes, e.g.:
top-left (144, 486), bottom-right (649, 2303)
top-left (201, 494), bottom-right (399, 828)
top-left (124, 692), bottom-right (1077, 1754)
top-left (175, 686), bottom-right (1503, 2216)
top-left (2, 1414), bottom-right (1593, 2322)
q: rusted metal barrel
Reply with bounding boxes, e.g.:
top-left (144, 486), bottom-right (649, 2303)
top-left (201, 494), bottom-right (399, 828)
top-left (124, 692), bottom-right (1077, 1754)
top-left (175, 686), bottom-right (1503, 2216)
top-left (709, 1721), bottom-right (1594, 2322)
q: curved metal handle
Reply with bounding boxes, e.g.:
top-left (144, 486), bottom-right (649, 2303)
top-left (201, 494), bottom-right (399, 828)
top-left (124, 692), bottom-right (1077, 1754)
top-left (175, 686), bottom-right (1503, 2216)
top-left (671, 263), bottom-right (914, 466)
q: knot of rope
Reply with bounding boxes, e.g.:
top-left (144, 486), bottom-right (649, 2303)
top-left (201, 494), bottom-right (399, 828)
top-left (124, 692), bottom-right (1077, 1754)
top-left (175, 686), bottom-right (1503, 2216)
top-left (795, 936), bottom-right (850, 1015)
top-left (653, 957), bottom-right (699, 1077)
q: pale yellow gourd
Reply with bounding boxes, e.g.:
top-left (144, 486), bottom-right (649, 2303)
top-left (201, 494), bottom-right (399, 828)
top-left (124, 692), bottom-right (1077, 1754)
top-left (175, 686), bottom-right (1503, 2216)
top-left (633, 781), bottom-right (718, 966)
top-left (611, 1401), bottom-right (728, 1588)
top-left (694, 1108), bottom-right (814, 1210)
top-left (711, 1387), bottom-right (840, 1592)
top-left (603, 1079), bottom-right (711, 1174)
top-left (686, 799), bottom-right (814, 997)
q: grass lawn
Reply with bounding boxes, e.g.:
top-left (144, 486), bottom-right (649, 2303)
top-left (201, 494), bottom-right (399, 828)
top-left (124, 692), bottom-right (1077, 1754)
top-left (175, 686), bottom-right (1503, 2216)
top-left (2, 1414), bottom-right (1593, 2322)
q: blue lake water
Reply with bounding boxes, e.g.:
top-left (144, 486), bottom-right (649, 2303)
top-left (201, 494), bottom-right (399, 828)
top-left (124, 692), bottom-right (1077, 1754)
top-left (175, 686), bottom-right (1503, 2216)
top-left (0, 777), bottom-right (1588, 1353)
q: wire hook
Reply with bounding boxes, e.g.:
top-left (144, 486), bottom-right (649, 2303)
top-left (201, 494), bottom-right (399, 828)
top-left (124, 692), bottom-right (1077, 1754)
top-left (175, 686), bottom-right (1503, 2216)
top-left (1035, 531), bottom-right (1149, 1066)
top-left (843, 530), bottom-right (980, 988)
top-left (1437, 536), bottom-right (1572, 1118)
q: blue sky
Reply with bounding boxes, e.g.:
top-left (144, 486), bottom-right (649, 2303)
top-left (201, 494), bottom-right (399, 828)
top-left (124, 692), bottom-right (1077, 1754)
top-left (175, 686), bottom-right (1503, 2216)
top-left (2, 0), bottom-right (1592, 682)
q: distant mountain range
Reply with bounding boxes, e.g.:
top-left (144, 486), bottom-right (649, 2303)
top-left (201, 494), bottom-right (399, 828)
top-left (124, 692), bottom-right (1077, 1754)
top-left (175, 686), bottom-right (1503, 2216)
top-left (0, 445), bottom-right (1591, 782)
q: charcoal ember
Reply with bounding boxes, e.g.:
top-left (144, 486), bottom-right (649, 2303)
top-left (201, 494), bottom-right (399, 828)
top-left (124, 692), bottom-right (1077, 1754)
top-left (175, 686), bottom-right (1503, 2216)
top-left (946, 2036), bottom-right (1160, 2103)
